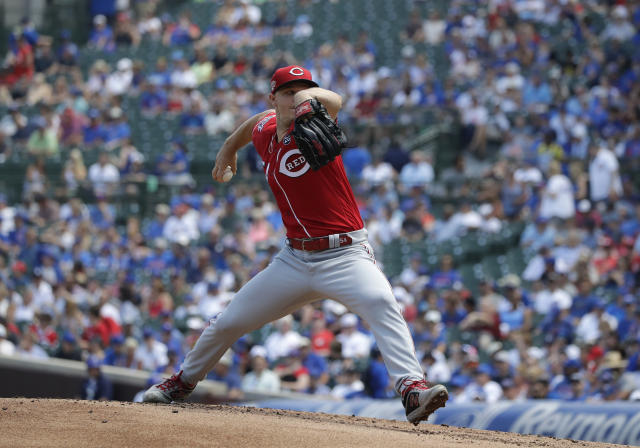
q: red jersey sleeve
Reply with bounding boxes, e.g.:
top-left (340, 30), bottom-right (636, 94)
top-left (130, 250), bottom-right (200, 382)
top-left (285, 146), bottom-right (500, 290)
top-left (252, 112), bottom-right (277, 161)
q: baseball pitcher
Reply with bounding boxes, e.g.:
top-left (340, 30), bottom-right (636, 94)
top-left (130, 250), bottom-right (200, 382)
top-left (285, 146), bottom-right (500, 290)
top-left (143, 65), bottom-right (448, 425)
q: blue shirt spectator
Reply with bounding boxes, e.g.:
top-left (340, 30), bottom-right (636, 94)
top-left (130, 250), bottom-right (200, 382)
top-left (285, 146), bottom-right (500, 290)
top-left (342, 145), bottom-right (371, 179)
top-left (88, 15), bottom-right (115, 52)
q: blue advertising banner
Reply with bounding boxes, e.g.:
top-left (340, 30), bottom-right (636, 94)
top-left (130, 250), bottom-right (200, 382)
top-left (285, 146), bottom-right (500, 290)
top-left (245, 399), bottom-right (640, 446)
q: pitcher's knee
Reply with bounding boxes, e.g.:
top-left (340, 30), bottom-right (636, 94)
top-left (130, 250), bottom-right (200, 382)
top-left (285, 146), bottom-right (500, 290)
top-left (364, 291), bottom-right (398, 311)
top-left (209, 313), bottom-right (246, 338)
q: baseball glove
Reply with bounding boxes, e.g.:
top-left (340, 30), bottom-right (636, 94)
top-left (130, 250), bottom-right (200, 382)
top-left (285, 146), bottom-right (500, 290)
top-left (292, 98), bottom-right (347, 171)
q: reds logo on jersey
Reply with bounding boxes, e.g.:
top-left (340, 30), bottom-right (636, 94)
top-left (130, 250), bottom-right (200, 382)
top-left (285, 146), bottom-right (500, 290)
top-left (279, 149), bottom-right (310, 177)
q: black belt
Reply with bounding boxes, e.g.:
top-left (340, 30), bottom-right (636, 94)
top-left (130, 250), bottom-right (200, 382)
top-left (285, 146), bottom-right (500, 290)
top-left (287, 234), bottom-right (353, 252)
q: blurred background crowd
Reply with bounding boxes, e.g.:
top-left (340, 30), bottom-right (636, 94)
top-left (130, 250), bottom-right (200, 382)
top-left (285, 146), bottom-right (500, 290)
top-left (0, 0), bottom-right (640, 404)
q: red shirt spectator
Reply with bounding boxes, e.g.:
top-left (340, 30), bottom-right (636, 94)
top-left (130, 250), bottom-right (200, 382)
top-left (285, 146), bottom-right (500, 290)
top-left (2, 35), bottom-right (34, 85)
top-left (83, 306), bottom-right (121, 347)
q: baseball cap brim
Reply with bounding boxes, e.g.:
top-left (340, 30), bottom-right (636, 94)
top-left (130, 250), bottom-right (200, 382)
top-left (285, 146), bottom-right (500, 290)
top-left (273, 79), bottom-right (317, 94)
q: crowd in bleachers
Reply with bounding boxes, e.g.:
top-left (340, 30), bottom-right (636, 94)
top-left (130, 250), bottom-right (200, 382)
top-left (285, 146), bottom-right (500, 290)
top-left (0, 0), bottom-right (640, 404)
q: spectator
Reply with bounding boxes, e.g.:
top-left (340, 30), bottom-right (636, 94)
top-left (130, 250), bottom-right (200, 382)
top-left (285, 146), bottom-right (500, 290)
top-left (331, 368), bottom-right (366, 399)
top-left (88, 152), bottom-right (120, 197)
top-left (539, 161), bottom-right (575, 220)
top-left (163, 13), bottom-right (201, 46)
top-left (53, 331), bottom-right (81, 361)
top-left (361, 154), bottom-right (395, 187)
top-left (83, 109), bottom-right (106, 147)
top-left (264, 315), bottom-right (301, 362)
top-left (17, 329), bottom-right (48, 359)
top-left (589, 144), bottom-right (622, 203)
top-left (179, 102), bottom-right (206, 134)
top-left (458, 364), bottom-right (503, 403)
top-left (241, 345), bottom-right (280, 393)
top-left (423, 11), bottom-right (446, 45)
top-left (102, 107), bottom-right (131, 150)
top-left (140, 80), bottom-right (168, 116)
top-left (27, 117), bottom-right (58, 158)
top-left (59, 107), bottom-right (86, 147)
top-left (207, 349), bottom-right (243, 399)
top-left (191, 48), bottom-right (213, 85)
top-left (336, 313), bottom-right (371, 360)
top-left (26, 73), bottom-right (52, 106)
top-left (163, 203), bottom-right (199, 246)
top-left (134, 328), bottom-right (168, 372)
top-left (83, 305), bottom-right (121, 348)
top-left (88, 14), bottom-right (115, 52)
top-left (399, 151), bottom-right (434, 190)
top-left (156, 138), bottom-right (193, 186)
top-left (56, 30), bottom-right (78, 69)
top-left (114, 11), bottom-right (140, 47)
top-left (601, 6), bottom-right (636, 42)
top-left (81, 356), bottom-right (113, 401)
top-left (105, 58), bottom-right (133, 96)
top-left (341, 140), bottom-right (371, 179)
top-left (0, 324), bottom-right (16, 356)
top-left (1, 33), bottom-right (34, 87)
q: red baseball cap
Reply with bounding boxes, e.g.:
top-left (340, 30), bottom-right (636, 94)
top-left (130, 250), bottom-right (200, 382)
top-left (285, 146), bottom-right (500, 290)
top-left (270, 65), bottom-right (318, 94)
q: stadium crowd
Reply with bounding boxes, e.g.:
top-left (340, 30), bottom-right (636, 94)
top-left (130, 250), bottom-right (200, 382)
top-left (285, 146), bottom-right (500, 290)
top-left (0, 0), bottom-right (640, 404)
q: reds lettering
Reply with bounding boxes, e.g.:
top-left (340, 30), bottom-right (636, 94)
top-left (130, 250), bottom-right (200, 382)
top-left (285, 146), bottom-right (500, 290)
top-left (286, 155), bottom-right (306, 170)
top-left (279, 149), bottom-right (310, 177)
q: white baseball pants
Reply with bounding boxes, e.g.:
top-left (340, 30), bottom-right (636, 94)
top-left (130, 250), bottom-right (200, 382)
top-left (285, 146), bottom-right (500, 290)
top-left (180, 229), bottom-right (424, 392)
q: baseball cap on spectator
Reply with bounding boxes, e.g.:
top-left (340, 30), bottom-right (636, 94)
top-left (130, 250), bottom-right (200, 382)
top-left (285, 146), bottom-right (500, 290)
top-left (449, 374), bottom-right (469, 389)
top-left (215, 79), bottom-right (230, 90)
top-left (111, 334), bottom-right (125, 345)
top-left (612, 5), bottom-right (628, 19)
top-left (62, 331), bottom-right (76, 344)
top-left (494, 351), bottom-right (510, 364)
top-left (501, 378), bottom-right (516, 389)
top-left (527, 346), bottom-right (546, 360)
top-left (475, 363), bottom-right (492, 375)
top-left (186, 316), bottom-right (205, 331)
top-left (249, 345), bottom-right (268, 359)
top-left (124, 337), bottom-right (138, 350)
top-left (87, 356), bottom-right (102, 369)
top-left (143, 328), bottom-right (154, 339)
top-left (117, 58), bottom-right (132, 72)
top-left (577, 199), bottom-right (591, 213)
top-left (424, 310), bottom-right (442, 323)
top-left (270, 65), bottom-right (318, 94)
top-left (340, 313), bottom-right (358, 328)
top-left (93, 14), bottom-right (106, 26)
top-left (155, 204), bottom-right (170, 216)
top-left (498, 274), bottom-right (521, 289)
top-left (12, 261), bottom-right (27, 274)
top-left (564, 359), bottom-right (582, 370)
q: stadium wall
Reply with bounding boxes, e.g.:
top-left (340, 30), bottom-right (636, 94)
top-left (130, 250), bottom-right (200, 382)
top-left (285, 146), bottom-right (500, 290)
top-left (246, 398), bottom-right (640, 446)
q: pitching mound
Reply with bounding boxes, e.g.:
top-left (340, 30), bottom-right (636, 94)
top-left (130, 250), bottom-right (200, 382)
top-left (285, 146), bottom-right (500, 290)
top-left (0, 398), bottom-right (623, 447)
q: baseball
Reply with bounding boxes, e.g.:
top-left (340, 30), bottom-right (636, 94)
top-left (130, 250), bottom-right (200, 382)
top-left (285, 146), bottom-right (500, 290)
top-left (222, 166), bottom-right (233, 182)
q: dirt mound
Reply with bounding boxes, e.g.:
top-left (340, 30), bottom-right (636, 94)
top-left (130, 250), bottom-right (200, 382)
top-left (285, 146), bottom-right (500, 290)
top-left (0, 398), bottom-right (623, 448)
